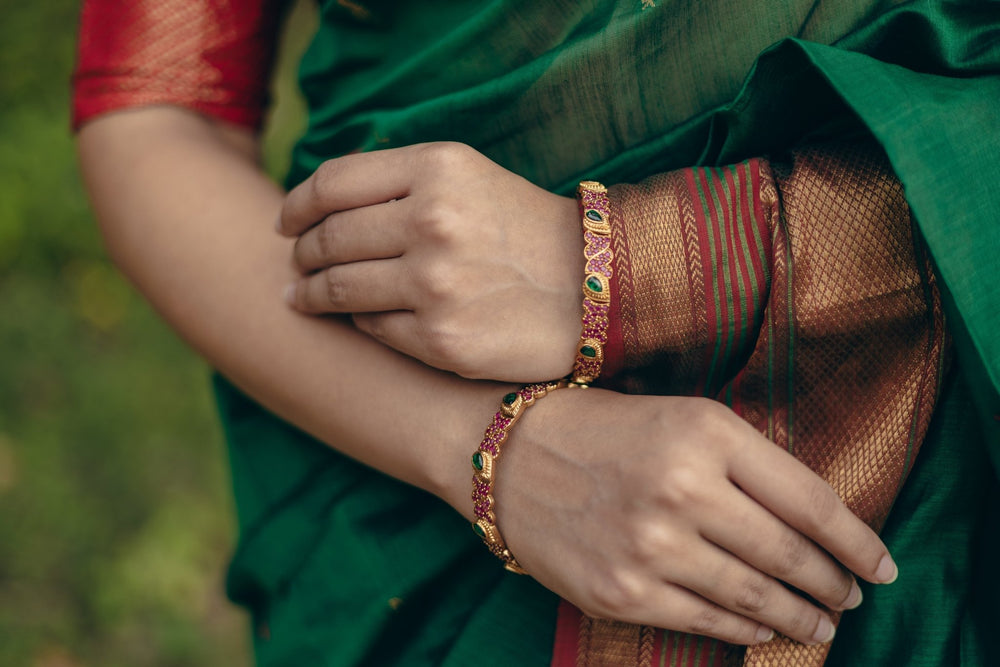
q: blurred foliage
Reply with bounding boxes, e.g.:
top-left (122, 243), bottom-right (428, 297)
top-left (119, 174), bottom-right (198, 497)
top-left (0, 1), bottom-right (315, 665)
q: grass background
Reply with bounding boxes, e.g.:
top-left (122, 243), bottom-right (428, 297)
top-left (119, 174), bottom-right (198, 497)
top-left (0, 2), bottom-right (316, 664)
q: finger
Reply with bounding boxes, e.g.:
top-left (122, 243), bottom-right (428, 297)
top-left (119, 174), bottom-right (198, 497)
top-left (280, 146), bottom-right (424, 236)
top-left (701, 487), bottom-right (861, 611)
top-left (637, 583), bottom-right (776, 646)
top-left (352, 311), bottom-right (425, 361)
top-left (293, 200), bottom-right (410, 273)
top-left (672, 541), bottom-right (837, 646)
top-left (727, 430), bottom-right (896, 585)
top-left (285, 260), bottom-right (411, 314)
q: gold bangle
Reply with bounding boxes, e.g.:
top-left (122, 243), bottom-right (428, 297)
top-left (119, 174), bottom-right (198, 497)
top-left (571, 181), bottom-right (612, 385)
top-left (471, 381), bottom-right (566, 574)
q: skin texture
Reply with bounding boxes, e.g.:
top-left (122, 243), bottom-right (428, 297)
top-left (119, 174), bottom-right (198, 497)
top-left (79, 111), bottom-right (896, 647)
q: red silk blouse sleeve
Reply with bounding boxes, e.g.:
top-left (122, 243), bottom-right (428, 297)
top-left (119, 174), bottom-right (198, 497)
top-left (72, 0), bottom-right (288, 131)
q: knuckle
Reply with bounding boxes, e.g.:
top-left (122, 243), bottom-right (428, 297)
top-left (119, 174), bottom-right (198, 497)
top-left (660, 398), bottom-right (738, 458)
top-left (785, 606), bottom-right (820, 640)
top-left (418, 141), bottom-right (476, 171)
top-left (416, 261), bottom-right (457, 301)
top-left (413, 199), bottom-right (461, 244)
top-left (688, 605), bottom-right (724, 637)
top-left (733, 574), bottom-right (770, 614)
top-left (590, 570), bottom-right (643, 617)
top-left (576, 603), bottom-right (614, 622)
top-left (772, 531), bottom-right (811, 578)
top-left (685, 395), bottom-right (729, 422)
top-left (451, 357), bottom-right (488, 380)
top-left (825, 574), bottom-right (855, 607)
top-left (658, 463), bottom-right (704, 509)
top-left (804, 480), bottom-right (842, 533)
top-left (420, 320), bottom-right (465, 367)
top-left (312, 159), bottom-right (342, 197)
top-left (325, 272), bottom-right (348, 307)
top-left (623, 521), bottom-right (670, 565)
top-left (687, 397), bottom-right (738, 442)
top-left (317, 219), bottom-right (338, 258)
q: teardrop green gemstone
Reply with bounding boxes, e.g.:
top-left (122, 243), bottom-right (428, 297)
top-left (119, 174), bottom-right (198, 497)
top-left (580, 345), bottom-right (597, 358)
top-left (502, 392), bottom-right (518, 405)
top-left (586, 276), bottom-right (603, 293)
top-left (472, 522), bottom-right (486, 538)
top-left (585, 209), bottom-right (603, 222)
top-left (472, 451), bottom-right (484, 471)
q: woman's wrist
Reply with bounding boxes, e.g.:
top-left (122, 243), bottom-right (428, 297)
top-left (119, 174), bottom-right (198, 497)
top-left (470, 380), bottom-right (570, 572)
top-left (428, 375), bottom-right (521, 522)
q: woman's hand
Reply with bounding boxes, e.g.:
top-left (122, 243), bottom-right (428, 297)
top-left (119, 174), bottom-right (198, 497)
top-left (496, 389), bottom-right (896, 646)
top-left (278, 142), bottom-right (583, 382)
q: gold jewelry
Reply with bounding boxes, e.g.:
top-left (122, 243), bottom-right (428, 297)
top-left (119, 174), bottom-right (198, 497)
top-left (571, 181), bottom-right (612, 385)
top-left (471, 381), bottom-right (567, 573)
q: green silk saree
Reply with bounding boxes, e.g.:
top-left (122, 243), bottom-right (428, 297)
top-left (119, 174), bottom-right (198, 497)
top-left (219, 1), bottom-right (1000, 664)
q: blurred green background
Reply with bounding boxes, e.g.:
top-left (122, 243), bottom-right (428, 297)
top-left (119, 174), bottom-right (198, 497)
top-left (0, 2), bottom-right (316, 665)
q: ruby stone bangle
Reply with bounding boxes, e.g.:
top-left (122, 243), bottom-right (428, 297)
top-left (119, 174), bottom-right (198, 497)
top-left (471, 381), bottom-right (566, 574)
top-left (571, 181), bottom-right (613, 385)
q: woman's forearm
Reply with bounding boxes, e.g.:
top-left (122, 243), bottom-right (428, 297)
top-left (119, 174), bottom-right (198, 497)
top-left (77, 106), bottom-right (506, 518)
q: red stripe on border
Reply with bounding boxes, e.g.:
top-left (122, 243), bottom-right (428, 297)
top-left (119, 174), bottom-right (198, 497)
top-left (650, 629), bottom-right (665, 666)
top-left (705, 170), bottom-right (732, 385)
top-left (688, 169), bottom-right (720, 396)
top-left (746, 159), bottom-right (770, 296)
top-left (717, 168), bottom-right (745, 365)
top-left (731, 163), bottom-right (757, 338)
top-left (720, 165), bottom-right (753, 417)
top-left (551, 600), bottom-right (582, 667)
top-left (685, 169), bottom-right (711, 396)
top-left (704, 170), bottom-right (732, 397)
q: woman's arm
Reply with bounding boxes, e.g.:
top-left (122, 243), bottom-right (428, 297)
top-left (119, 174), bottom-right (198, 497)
top-left (77, 107), bottom-right (499, 512)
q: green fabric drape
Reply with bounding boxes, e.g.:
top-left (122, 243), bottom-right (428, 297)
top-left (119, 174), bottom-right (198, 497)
top-left (219, 1), bottom-right (1000, 664)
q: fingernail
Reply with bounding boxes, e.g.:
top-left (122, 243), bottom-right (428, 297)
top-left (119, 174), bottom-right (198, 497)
top-left (283, 283), bottom-right (297, 304)
top-left (844, 580), bottom-right (863, 609)
top-left (811, 616), bottom-right (836, 644)
top-left (875, 554), bottom-right (898, 584)
top-left (754, 627), bottom-right (775, 643)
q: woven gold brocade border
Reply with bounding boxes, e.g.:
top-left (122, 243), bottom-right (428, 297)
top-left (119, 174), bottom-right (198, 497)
top-left (609, 170), bottom-right (709, 396)
top-left (574, 142), bottom-right (948, 667)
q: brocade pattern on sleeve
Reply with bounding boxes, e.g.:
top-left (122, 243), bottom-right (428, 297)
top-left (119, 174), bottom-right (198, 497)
top-left (72, 0), bottom-right (287, 130)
